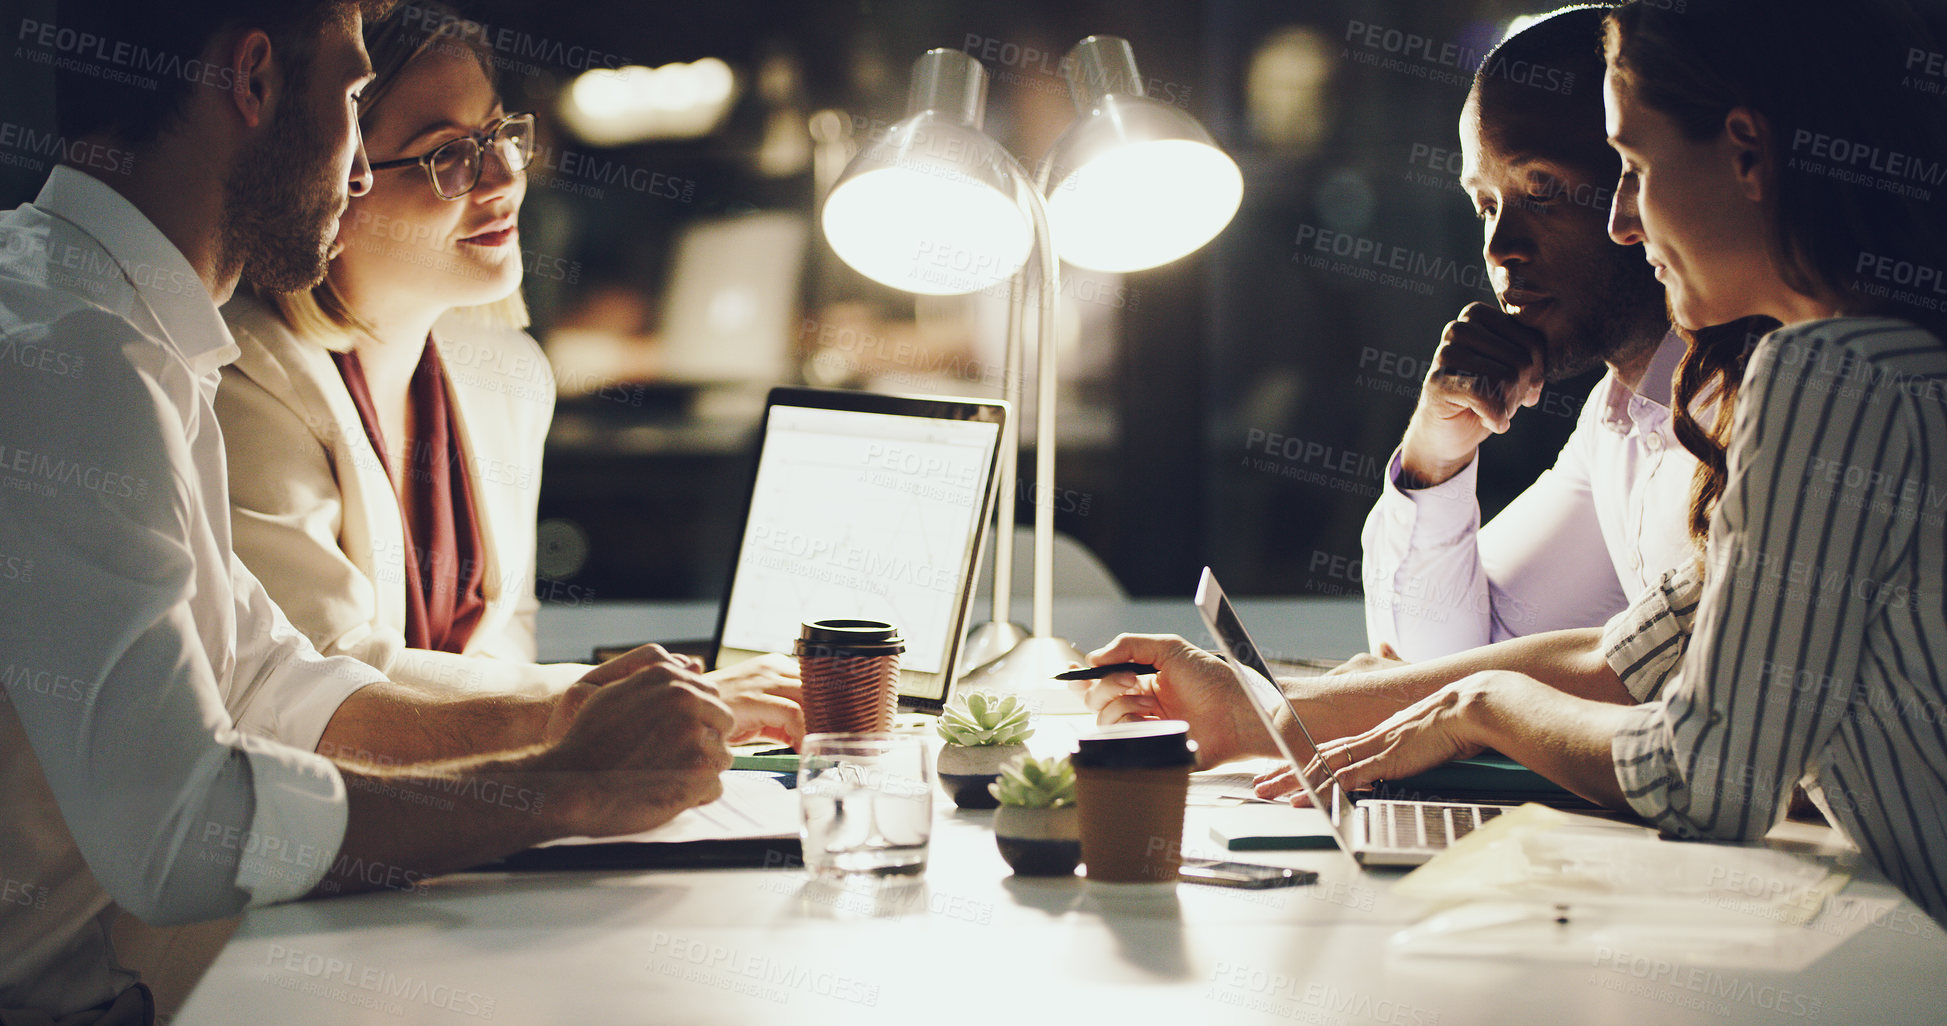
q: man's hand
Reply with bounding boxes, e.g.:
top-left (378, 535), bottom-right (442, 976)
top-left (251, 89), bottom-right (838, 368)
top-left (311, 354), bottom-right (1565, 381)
top-left (545, 643), bottom-right (708, 744)
top-left (548, 649), bottom-right (805, 749)
top-left (702, 654), bottom-right (805, 748)
top-left (1397, 302), bottom-right (1546, 488)
top-left (541, 652), bottom-right (735, 839)
top-left (1069, 633), bottom-right (1273, 768)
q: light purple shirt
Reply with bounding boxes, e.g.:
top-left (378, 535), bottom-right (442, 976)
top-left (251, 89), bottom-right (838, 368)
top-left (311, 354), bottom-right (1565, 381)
top-left (1360, 332), bottom-right (1698, 659)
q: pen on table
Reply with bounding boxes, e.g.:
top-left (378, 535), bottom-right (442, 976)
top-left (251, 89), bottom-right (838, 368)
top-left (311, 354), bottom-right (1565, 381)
top-left (1052, 662), bottom-right (1158, 681)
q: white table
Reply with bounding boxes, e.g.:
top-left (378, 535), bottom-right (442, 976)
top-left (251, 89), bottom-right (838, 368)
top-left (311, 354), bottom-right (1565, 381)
top-left (530, 595), bottom-right (1372, 666)
top-left (176, 599), bottom-right (1947, 1024)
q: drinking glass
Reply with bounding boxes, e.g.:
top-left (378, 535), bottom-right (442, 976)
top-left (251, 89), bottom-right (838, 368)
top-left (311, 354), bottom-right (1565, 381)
top-left (798, 731), bottom-right (933, 878)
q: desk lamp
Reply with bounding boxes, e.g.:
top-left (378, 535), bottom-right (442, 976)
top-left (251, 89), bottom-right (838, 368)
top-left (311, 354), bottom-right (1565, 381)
top-left (821, 40), bottom-right (1240, 710)
top-left (954, 36), bottom-right (1241, 708)
top-left (820, 48), bottom-right (1046, 683)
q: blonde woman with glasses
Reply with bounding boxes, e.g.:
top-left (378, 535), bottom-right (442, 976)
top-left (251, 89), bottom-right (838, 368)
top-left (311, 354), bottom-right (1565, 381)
top-left (218, 2), bottom-right (802, 747)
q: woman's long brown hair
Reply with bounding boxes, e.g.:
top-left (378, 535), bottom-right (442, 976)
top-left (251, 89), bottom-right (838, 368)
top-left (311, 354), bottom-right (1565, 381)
top-left (1668, 317), bottom-right (1772, 544)
top-left (1606, 0), bottom-right (1947, 545)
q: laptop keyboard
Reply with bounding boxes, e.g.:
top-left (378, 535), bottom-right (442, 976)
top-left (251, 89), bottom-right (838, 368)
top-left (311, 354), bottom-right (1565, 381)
top-left (1368, 802), bottom-right (1504, 850)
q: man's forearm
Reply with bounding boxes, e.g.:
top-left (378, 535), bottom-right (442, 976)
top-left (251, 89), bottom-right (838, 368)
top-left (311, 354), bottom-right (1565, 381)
top-left (304, 752), bottom-right (570, 899)
top-left (1289, 627), bottom-right (1627, 741)
top-left (316, 681), bottom-right (554, 766)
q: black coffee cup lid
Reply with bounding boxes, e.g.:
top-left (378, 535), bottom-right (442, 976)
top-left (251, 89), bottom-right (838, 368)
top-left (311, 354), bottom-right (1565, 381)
top-left (1070, 720), bottom-right (1197, 769)
top-left (796, 619), bottom-right (904, 656)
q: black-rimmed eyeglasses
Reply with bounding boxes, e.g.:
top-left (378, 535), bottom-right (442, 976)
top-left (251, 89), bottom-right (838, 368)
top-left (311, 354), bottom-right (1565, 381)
top-left (369, 112), bottom-right (536, 200)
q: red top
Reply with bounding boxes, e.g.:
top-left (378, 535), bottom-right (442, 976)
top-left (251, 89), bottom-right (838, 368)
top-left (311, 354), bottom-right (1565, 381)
top-left (332, 342), bottom-right (488, 654)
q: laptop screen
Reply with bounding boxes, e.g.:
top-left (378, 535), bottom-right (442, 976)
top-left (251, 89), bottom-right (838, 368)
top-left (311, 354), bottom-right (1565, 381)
top-left (715, 389), bottom-right (1005, 708)
top-left (1194, 567), bottom-right (1358, 839)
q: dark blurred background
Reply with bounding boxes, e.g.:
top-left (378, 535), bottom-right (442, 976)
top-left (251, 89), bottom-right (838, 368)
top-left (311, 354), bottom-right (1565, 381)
top-left (0, 0), bottom-right (1596, 603)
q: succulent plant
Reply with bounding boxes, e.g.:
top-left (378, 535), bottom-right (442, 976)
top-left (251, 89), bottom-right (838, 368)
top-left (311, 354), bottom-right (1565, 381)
top-left (936, 692), bottom-right (1034, 747)
top-left (989, 755), bottom-right (1076, 809)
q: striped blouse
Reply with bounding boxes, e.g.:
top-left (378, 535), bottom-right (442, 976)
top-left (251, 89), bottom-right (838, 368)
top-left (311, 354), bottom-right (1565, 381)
top-left (1611, 317), bottom-right (1947, 924)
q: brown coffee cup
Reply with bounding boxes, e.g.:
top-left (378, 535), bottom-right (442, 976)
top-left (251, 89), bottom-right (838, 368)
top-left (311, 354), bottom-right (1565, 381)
top-left (1071, 721), bottom-right (1197, 884)
top-left (794, 619), bottom-right (903, 736)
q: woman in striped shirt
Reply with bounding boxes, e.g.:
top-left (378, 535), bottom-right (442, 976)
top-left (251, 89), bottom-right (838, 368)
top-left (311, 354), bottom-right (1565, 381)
top-left (1314, 0), bottom-right (1947, 923)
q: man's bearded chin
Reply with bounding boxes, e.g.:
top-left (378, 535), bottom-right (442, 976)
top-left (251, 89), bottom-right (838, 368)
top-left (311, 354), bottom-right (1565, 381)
top-left (1545, 249), bottom-right (1666, 383)
top-left (222, 116), bottom-right (340, 294)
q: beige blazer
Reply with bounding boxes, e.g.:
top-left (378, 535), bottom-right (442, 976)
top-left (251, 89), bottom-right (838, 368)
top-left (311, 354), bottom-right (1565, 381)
top-left (216, 293), bottom-right (584, 694)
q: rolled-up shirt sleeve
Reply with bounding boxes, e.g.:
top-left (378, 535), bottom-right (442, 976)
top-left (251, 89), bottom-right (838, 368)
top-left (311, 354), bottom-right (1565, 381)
top-left (0, 321), bottom-right (352, 922)
top-left (1612, 326), bottom-right (1907, 841)
top-left (226, 556), bottom-right (387, 750)
top-left (1601, 562), bottom-right (1703, 703)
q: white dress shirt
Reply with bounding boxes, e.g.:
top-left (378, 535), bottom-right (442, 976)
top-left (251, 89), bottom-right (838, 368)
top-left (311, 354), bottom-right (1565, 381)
top-left (0, 166), bottom-right (382, 1017)
top-left (1361, 331), bottom-right (1700, 659)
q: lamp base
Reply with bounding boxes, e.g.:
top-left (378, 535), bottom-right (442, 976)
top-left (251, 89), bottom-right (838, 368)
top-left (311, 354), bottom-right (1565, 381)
top-left (954, 635), bottom-right (1091, 715)
top-left (960, 620), bottom-right (1032, 675)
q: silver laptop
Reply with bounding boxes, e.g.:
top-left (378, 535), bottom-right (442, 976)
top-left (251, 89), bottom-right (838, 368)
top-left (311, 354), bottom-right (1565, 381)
top-left (1194, 567), bottom-right (1513, 866)
top-left (711, 387), bottom-right (1007, 712)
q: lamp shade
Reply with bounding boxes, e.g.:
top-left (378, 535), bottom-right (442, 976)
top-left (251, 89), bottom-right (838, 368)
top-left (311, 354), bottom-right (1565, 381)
top-left (820, 50), bottom-right (1033, 296)
top-left (1043, 37), bottom-right (1242, 272)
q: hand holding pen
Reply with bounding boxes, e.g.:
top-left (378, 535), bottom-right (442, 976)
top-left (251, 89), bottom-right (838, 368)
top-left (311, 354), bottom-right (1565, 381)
top-left (1058, 635), bottom-right (1274, 768)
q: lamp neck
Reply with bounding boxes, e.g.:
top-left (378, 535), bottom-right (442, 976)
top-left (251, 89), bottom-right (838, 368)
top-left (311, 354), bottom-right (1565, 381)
top-left (907, 49), bottom-right (989, 130)
top-left (1064, 35), bottom-right (1144, 108)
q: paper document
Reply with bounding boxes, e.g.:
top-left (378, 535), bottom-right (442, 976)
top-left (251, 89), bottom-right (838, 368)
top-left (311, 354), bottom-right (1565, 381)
top-left (1388, 804), bottom-right (1863, 971)
top-left (541, 771), bottom-right (800, 847)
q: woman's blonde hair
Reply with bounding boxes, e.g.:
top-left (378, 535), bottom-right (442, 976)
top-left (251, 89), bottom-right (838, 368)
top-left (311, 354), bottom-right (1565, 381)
top-left (258, 0), bottom-right (528, 350)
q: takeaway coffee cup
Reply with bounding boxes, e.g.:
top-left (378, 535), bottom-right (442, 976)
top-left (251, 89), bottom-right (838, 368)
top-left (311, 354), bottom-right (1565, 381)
top-left (794, 619), bottom-right (903, 736)
top-left (1071, 720), bottom-right (1197, 884)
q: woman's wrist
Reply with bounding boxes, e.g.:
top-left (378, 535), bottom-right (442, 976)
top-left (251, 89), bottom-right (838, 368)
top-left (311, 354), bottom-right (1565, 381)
top-left (1451, 670), bottom-right (1529, 753)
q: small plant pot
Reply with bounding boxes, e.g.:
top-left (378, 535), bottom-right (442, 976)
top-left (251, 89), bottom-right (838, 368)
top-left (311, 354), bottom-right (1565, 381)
top-left (936, 743), bottom-right (1027, 809)
top-left (994, 805), bottom-right (1081, 877)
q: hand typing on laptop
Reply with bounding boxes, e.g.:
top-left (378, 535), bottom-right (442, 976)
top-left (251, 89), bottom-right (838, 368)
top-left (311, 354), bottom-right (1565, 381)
top-left (698, 653), bottom-right (806, 748)
top-left (548, 647), bottom-right (806, 749)
top-left (1298, 675), bottom-right (1495, 796)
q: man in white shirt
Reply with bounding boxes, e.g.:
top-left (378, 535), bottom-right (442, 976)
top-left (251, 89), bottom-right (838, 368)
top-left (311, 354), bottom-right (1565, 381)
top-left (1, 4), bottom-right (734, 1020)
top-left (1360, 5), bottom-right (1694, 661)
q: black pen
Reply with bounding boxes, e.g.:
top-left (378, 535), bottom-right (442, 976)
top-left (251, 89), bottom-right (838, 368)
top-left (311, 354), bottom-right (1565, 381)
top-left (1052, 662), bottom-right (1158, 681)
